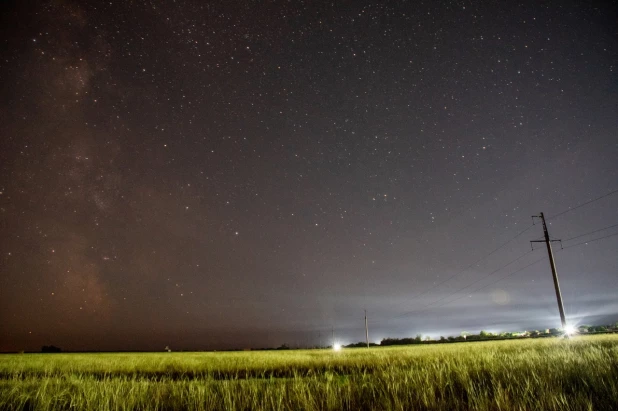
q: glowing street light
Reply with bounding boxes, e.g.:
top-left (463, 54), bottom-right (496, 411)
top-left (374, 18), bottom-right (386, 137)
top-left (563, 324), bottom-right (577, 336)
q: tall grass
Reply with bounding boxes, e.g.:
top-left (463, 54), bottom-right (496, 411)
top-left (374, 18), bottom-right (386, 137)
top-left (1, 335), bottom-right (617, 410)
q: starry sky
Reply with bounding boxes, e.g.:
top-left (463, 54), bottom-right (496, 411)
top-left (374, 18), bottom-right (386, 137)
top-left (1, 0), bottom-right (617, 352)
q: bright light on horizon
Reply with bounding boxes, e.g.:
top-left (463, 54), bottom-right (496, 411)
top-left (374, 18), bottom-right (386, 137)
top-left (333, 343), bottom-right (342, 351)
top-left (564, 324), bottom-right (577, 336)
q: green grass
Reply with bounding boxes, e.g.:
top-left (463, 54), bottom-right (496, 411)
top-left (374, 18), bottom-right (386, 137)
top-left (1, 335), bottom-right (618, 410)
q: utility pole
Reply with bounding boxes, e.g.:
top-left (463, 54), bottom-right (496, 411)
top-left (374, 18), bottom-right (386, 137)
top-left (531, 212), bottom-right (567, 329)
top-left (364, 309), bottom-right (369, 348)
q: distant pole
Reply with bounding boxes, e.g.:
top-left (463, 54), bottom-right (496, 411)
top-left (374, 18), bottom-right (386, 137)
top-left (364, 309), bottom-right (369, 348)
top-left (531, 212), bottom-right (567, 329)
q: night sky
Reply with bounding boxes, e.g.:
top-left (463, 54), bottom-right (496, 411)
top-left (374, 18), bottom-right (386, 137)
top-left (1, 0), bottom-right (617, 352)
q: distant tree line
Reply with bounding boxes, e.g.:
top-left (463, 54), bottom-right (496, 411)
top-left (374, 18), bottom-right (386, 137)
top-left (577, 324), bottom-right (613, 333)
top-left (344, 342), bottom-right (380, 348)
top-left (34, 323), bottom-right (617, 353)
top-left (378, 322), bottom-right (618, 347)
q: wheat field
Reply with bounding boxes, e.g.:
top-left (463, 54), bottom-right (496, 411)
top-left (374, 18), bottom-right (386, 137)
top-left (1, 334), bottom-right (617, 410)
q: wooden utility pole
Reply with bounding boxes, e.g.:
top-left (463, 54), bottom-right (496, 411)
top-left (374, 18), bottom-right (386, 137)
top-left (531, 212), bottom-right (567, 329)
top-left (364, 309), bottom-right (369, 348)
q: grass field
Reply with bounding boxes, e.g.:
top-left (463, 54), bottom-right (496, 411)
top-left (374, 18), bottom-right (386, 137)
top-left (1, 335), bottom-right (617, 410)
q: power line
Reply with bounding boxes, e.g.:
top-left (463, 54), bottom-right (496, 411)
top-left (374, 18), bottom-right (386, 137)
top-left (563, 223), bottom-right (618, 242)
top-left (424, 192), bottom-right (618, 314)
top-left (395, 224), bottom-right (535, 309)
top-left (394, 249), bottom-right (535, 319)
top-left (375, 190), bottom-right (618, 325)
top-left (429, 256), bottom-right (548, 311)
top-left (547, 188), bottom-right (618, 221)
top-left (562, 232), bottom-right (618, 250)
top-left (432, 230), bottom-right (618, 313)
top-left (322, 219), bottom-right (618, 340)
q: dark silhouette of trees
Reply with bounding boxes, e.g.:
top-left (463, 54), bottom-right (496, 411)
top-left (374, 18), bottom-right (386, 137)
top-left (345, 342), bottom-right (380, 348)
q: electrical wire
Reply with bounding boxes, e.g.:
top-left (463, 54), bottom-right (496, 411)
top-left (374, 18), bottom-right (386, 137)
top-left (394, 249), bottom-right (535, 319)
top-left (562, 232), bottom-right (618, 250)
top-left (395, 224), bottom-right (535, 307)
top-left (562, 223), bottom-right (618, 242)
top-left (547, 188), bottom-right (618, 221)
top-left (422, 230), bottom-right (618, 313)
top-left (422, 255), bottom-right (548, 312)
top-left (370, 189), bottom-right (618, 325)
